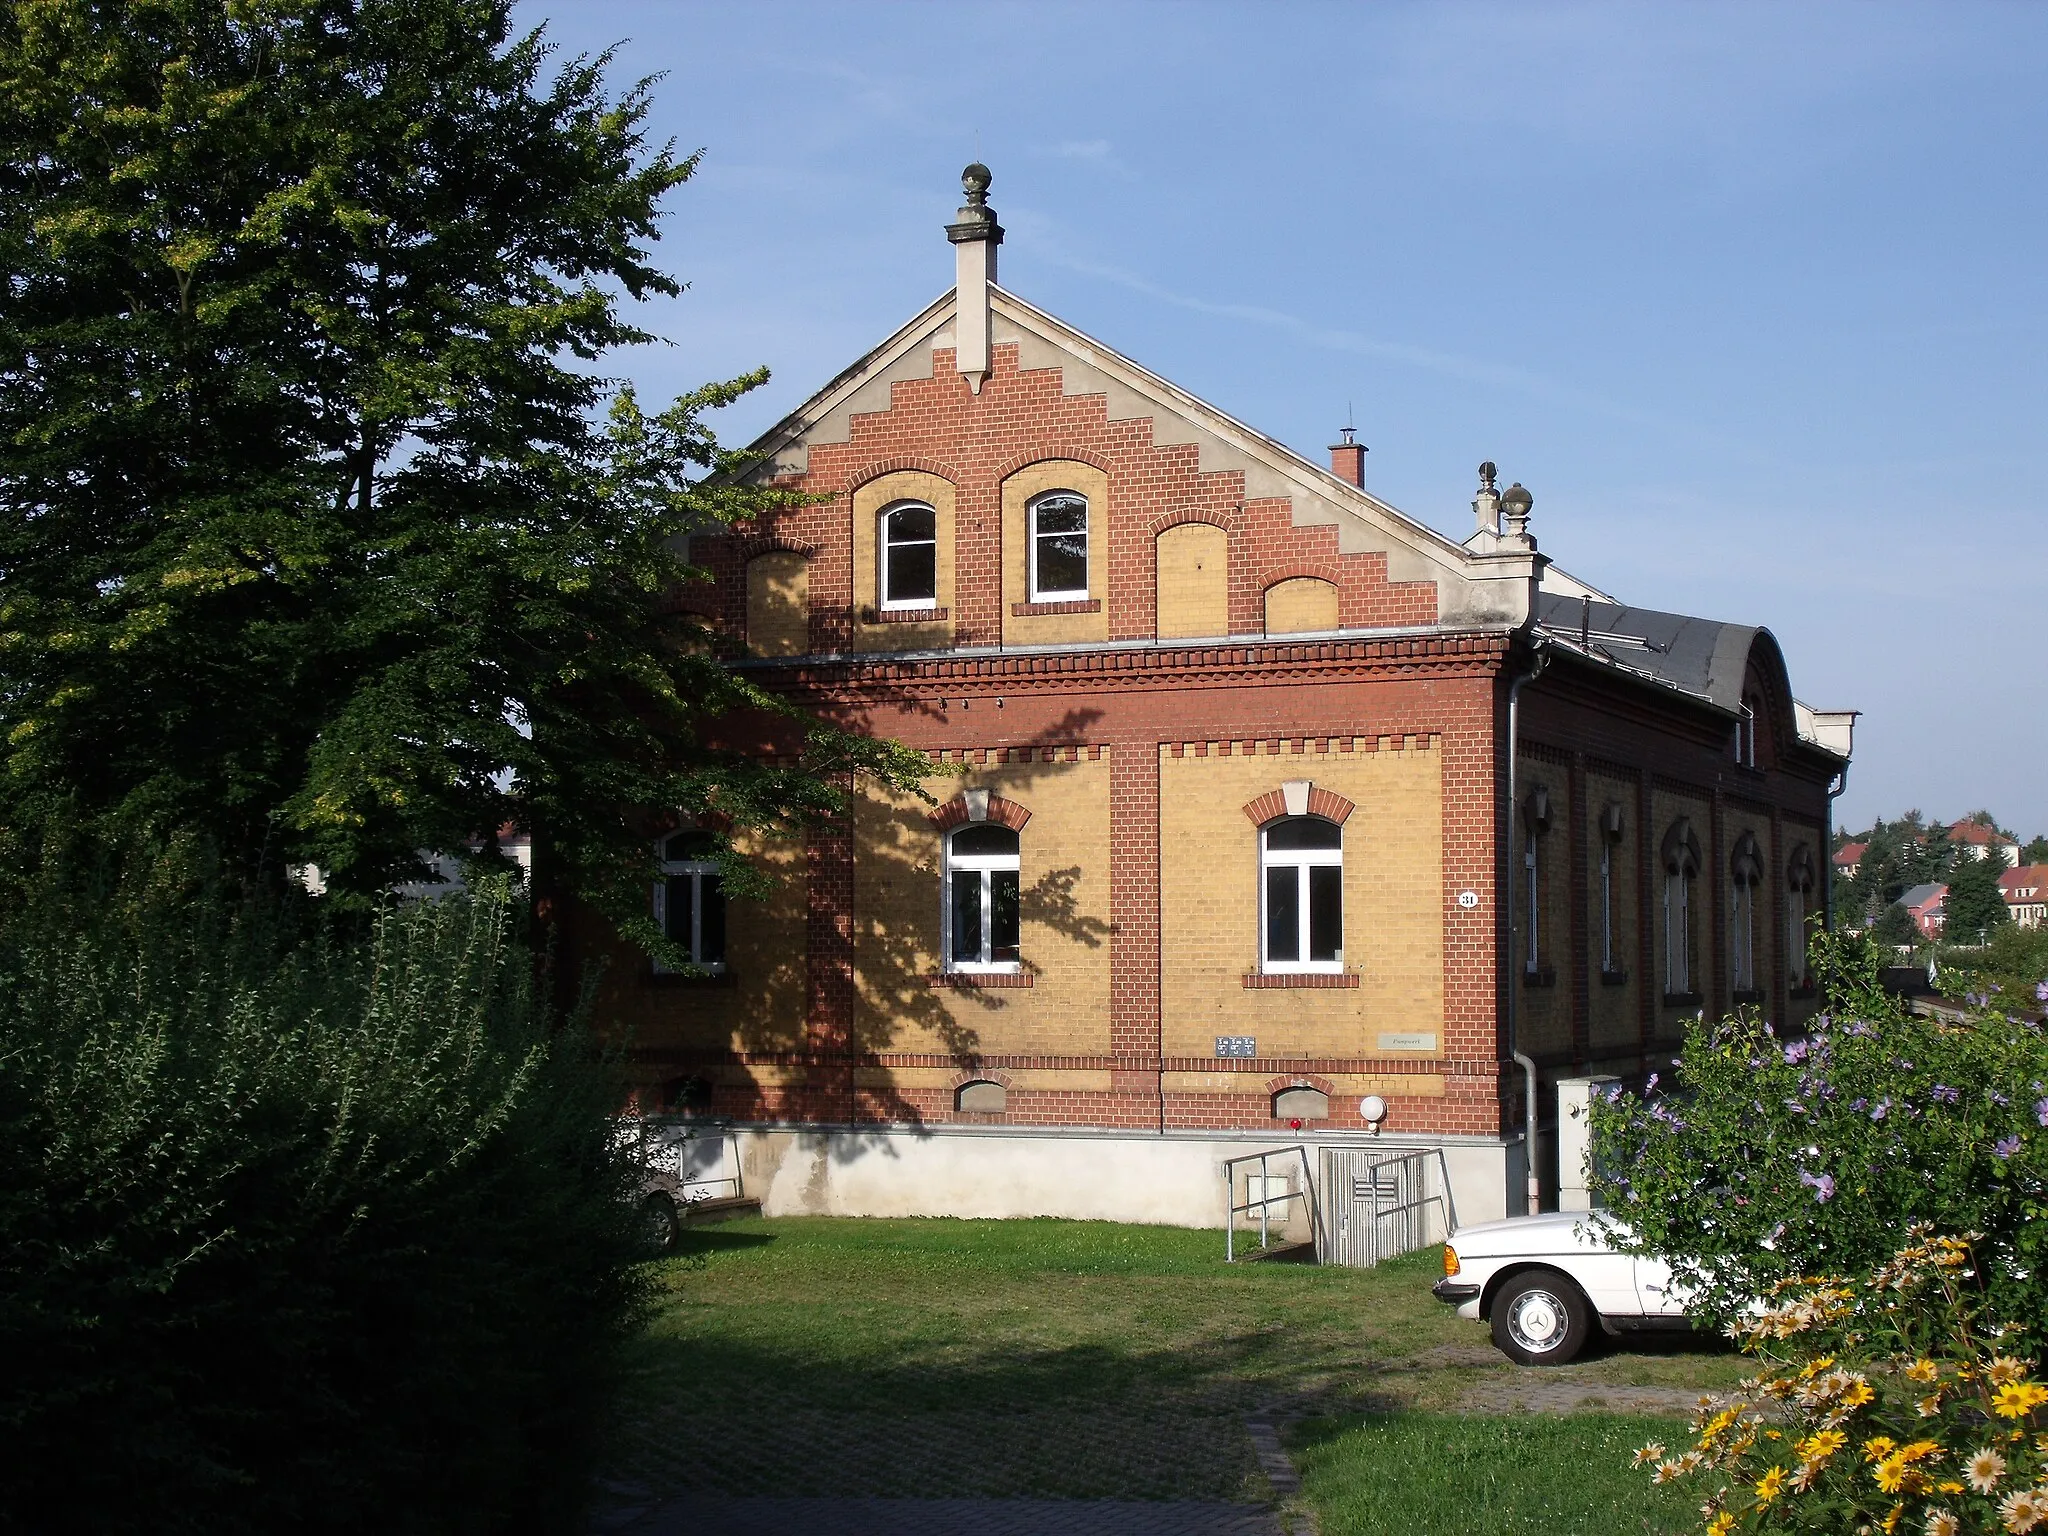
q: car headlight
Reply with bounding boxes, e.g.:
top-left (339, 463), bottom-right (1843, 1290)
top-left (1443, 1245), bottom-right (1461, 1278)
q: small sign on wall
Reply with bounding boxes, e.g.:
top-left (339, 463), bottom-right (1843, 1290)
top-left (1215, 1035), bottom-right (1256, 1058)
top-left (1377, 1032), bottom-right (1438, 1053)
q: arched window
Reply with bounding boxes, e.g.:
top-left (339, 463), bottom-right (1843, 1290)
top-left (946, 823), bottom-right (1021, 971)
top-left (1730, 831), bottom-right (1764, 996)
top-left (1520, 785), bottom-right (1552, 977)
top-left (1598, 802), bottom-right (1626, 976)
top-left (1261, 816), bottom-right (1343, 973)
top-left (956, 1080), bottom-right (1007, 1113)
top-left (1028, 491), bottom-right (1089, 601)
top-left (1661, 819), bottom-right (1702, 1000)
top-left (879, 501), bottom-right (938, 609)
top-left (1786, 844), bottom-right (1817, 990)
top-left (655, 831), bottom-right (726, 973)
top-left (1272, 1086), bottom-right (1329, 1121)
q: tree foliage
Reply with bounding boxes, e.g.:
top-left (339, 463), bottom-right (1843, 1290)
top-left (0, 0), bottom-right (923, 930)
top-left (1588, 930), bottom-right (2048, 1328)
top-left (0, 843), bottom-right (649, 1535)
top-left (1944, 849), bottom-right (2012, 946)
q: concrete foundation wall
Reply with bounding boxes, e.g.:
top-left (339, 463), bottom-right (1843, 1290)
top-left (656, 1121), bottom-right (1518, 1235)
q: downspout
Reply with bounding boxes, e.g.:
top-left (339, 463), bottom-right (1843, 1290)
top-left (1504, 643), bottom-right (1549, 1216)
top-left (1824, 763), bottom-right (1850, 930)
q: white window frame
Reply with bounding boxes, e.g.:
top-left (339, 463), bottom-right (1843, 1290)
top-left (1259, 818), bottom-right (1345, 975)
top-left (879, 500), bottom-right (938, 611)
top-left (653, 841), bottom-right (727, 975)
top-left (1731, 877), bottom-right (1756, 992)
top-left (944, 825), bottom-right (1021, 973)
top-left (1027, 490), bottom-right (1090, 602)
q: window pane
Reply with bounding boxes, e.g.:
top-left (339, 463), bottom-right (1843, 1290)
top-left (699, 873), bottom-right (726, 965)
top-left (663, 874), bottom-right (693, 948)
top-left (664, 831), bottom-right (709, 862)
top-left (1035, 531), bottom-right (1087, 594)
top-left (1307, 864), bottom-right (1342, 962)
top-left (1266, 865), bottom-right (1299, 962)
top-left (951, 824), bottom-right (1019, 857)
top-left (1033, 495), bottom-right (1086, 534)
top-left (885, 541), bottom-right (936, 604)
top-left (885, 504), bottom-right (936, 543)
top-left (990, 869), bottom-right (1020, 962)
top-left (951, 870), bottom-right (984, 963)
top-left (1266, 817), bottom-right (1341, 851)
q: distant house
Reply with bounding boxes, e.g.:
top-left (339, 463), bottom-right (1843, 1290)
top-left (1900, 883), bottom-right (1947, 939)
top-left (2001, 865), bottom-right (2048, 929)
top-left (1947, 820), bottom-right (2019, 867)
top-left (1833, 840), bottom-right (1868, 880)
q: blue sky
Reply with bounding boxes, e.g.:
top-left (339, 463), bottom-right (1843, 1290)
top-left (523, 1), bottom-right (2047, 838)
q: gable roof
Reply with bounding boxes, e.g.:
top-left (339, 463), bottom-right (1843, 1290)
top-left (1947, 819), bottom-right (2014, 848)
top-left (1834, 841), bottom-right (1868, 864)
top-left (1999, 865), bottom-right (2048, 901)
top-left (1900, 883), bottom-right (1946, 911)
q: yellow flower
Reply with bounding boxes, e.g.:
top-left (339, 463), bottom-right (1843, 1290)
top-left (1707, 1512), bottom-right (1736, 1536)
top-left (1792, 1461), bottom-right (1825, 1492)
top-left (1844, 1379), bottom-right (1878, 1408)
top-left (1898, 1441), bottom-right (1941, 1463)
top-left (1756, 1467), bottom-right (1786, 1504)
top-left (1884, 1505), bottom-right (1903, 1535)
top-left (1865, 1437), bottom-right (1900, 1463)
top-left (1918, 1394), bottom-right (1945, 1418)
top-left (1652, 1460), bottom-right (1685, 1485)
top-left (1969, 1448), bottom-right (2008, 1494)
top-left (1937, 1482), bottom-right (1964, 1495)
top-left (1907, 1359), bottom-right (1941, 1384)
top-left (1798, 1429), bottom-right (1848, 1463)
top-left (1993, 1383), bottom-right (2048, 1420)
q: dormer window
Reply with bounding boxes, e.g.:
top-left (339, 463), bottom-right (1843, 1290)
top-left (880, 501), bottom-right (938, 609)
top-left (1028, 491), bottom-right (1089, 601)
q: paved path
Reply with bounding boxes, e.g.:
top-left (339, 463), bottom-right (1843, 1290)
top-left (599, 1495), bottom-right (1285, 1534)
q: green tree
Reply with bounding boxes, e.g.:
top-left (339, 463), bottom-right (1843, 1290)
top-left (1941, 845), bottom-right (2010, 945)
top-left (2022, 834), bottom-right (2048, 865)
top-left (1871, 899), bottom-right (1918, 948)
top-left (0, 0), bottom-right (921, 933)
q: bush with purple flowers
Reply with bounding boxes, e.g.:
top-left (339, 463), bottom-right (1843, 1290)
top-left (1588, 929), bottom-right (2048, 1328)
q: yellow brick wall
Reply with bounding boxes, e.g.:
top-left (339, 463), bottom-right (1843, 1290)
top-left (1511, 756), bottom-right (1572, 1061)
top-left (1159, 739), bottom-right (1444, 1060)
top-left (1264, 577), bottom-right (1339, 634)
top-left (745, 550), bottom-right (809, 657)
top-left (1155, 523), bottom-right (1229, 639)
top-left (618, 827), bottom-right (810, 1054)
top-left (1586, 772), bottom-right (1641, 1054)
top-left (852, 469), bottom-right (955, 652)
top-left (1002, 460), bottom-right (1111, 646)
top-left (852, 755), bottom-right (1113, 1057)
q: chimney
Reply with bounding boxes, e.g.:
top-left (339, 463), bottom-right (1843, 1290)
top-left (1328, 426), bottom-right (1367, 488)
top-left (945, 163), bottom-right (1003, 393)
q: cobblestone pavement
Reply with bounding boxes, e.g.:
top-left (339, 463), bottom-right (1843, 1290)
top-left (597, 1495), bottom-right (1286, 1535)
top-left (1449, 1380), bottom-right (1708, 1416)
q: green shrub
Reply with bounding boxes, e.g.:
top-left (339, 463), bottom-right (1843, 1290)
top-left (0, 852), bottom-right (648, 1535)
top-left (1588, 931), bottom-right (2048, 1329)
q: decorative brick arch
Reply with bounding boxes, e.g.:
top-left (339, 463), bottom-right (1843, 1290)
top-left (990, 446), bottom-right (1115, 483)
top-left (1240, 786), bottom-right (1356, 827)
top-left (948, 1066), bottom-right (1015, 1092)
top-left (844, 456), bottom-right (963, 493)
top-left (733, 535), bottom-right (817, 563)
top-left (1148, 504), bottom-right (1244, 537)
top-left (928, 793), bottom-right (1033, 832)
top-left (1265, 1072), bottom-right (1336, 1096)
top-left (1259, 563), bottom-right (1344, 593)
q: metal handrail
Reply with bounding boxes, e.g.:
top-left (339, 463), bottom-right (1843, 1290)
top-left (1221, 1145), bottom-right (1321, 1262)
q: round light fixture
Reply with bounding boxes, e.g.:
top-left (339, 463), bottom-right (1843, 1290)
top-left (1360, 1094), bottom-right (1389, 1134)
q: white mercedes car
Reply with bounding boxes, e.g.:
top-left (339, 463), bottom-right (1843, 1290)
top-left (1431, 1210), bottom-right (1695, 1365)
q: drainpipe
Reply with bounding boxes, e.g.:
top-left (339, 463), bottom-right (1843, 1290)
top-left (1504, 642), bottom-right (1549, 1216)
top-left (1824, 763), bottom-right (1850, 930)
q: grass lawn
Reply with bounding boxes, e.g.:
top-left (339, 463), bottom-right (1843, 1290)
top-left (609, 1215), bottom-right (1738, 1523)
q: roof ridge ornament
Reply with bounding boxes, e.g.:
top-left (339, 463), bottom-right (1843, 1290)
top-left (945, 163), bottom-right (1003, 394)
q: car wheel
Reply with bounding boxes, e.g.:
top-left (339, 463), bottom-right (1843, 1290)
top-left (1490, 1268), bottom-right (1593, 1365)
top-left (638, 1191), bottom-right (679, 1254)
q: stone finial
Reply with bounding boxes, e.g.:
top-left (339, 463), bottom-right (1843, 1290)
top-left (1499, 481), bottom-right (1534, 548)
top-left (948, 162), bottom-right (1002, 243)
top-left (962, 162), bottom-right (991, 205)
top-left (1478, 461), bottom-right (1498, 493)
top-left (1473, 461), bottom-right (1502, 537)
top-left (945, 163), bottom-right (1003, 393)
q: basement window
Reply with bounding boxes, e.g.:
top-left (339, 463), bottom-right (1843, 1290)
top-left (1272, 1087), bottom-right (1329, 1121)
top-left (956, 1080), bottom-right (1007, 1114)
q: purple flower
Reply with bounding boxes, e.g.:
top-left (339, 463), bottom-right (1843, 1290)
top-left (2035, 980), bottom-right (2048, 1003)
top-left (2035, 1097), bottom-right (2048, 1128)
top-left (1784, 1041), bottom-right (1810, 1065)
top-left (1991, 1090), bottom-right (2009, 1107)
top-left (1871, 1098), bottom-right (1891, 1122)
top-left (1798, 1169), bottom-right (1837, 1202)
top-left (1994, 1135), bottom-right (2023, 1161)
top-left (1849, 1098), bottom-right (1867, 1112)
top-left (1645, 1073), bottom-right (1659, 1094)
top-left (1931, 1084), bottom-right (1960, 1105)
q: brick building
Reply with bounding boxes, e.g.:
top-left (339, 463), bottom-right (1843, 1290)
top-left (575, 167), bottom-right (1856, 1226)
